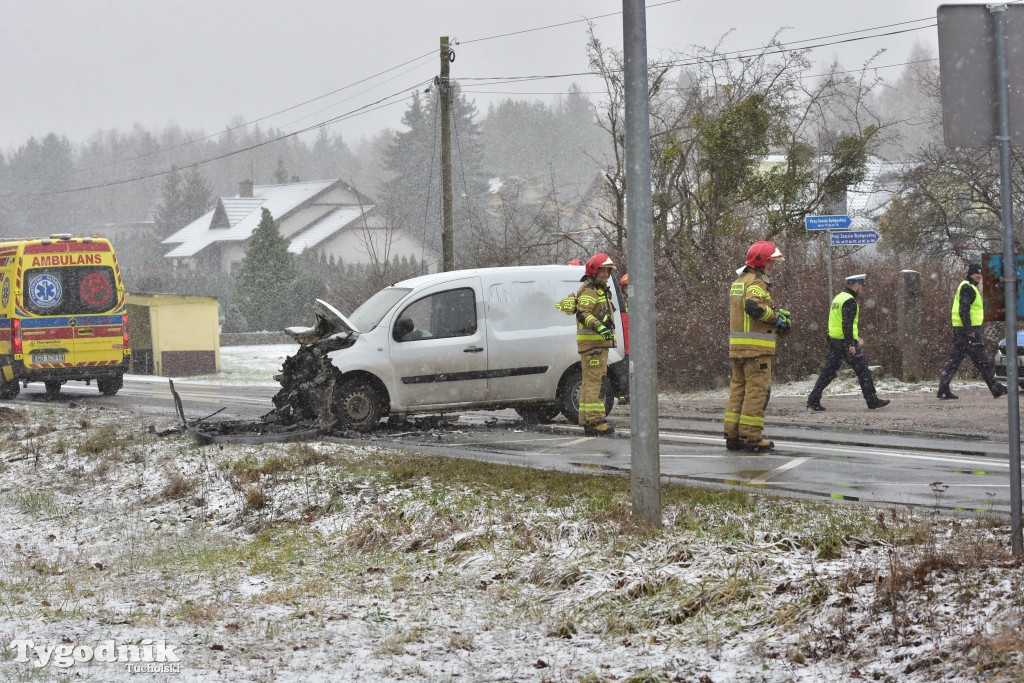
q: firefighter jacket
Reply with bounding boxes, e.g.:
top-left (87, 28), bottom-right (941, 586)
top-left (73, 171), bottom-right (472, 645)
top-left (576, 277), bottom-right (616, 353)
top-left (951, 279), bottom-right (984, 331)
top-left (729, 268), bottom-right (781, 358)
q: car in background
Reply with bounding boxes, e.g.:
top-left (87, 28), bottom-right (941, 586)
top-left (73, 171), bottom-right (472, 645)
top-left (994, 329), bottom-right (1024, 387)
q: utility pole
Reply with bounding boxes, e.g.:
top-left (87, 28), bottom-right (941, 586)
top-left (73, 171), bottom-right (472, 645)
top-left (622, 0), bottom-right (661, 525)
top-left (440, 36), bottom-right (454, 271)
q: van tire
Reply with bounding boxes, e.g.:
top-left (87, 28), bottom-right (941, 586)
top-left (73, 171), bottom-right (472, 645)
top-left (0, 377), bottom-right (19, 399)
top-left (516, 405), bottom-right (560, 423)
top-left (333, 378), bottom-right (384, 432)
top-left (558, 366), bottom-right (614, 425)
top-left (44, 381), bottom-right (63, 397)
top-left (97, 375), bottom-right (123, 396)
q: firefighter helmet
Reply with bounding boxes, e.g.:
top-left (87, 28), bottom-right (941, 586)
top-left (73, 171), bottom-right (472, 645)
top-left (620, 273), bottom-right (628, 287)
top-left (585, 253), bottom-right (614, 277)
top-left (745, 241), bottom-right (784, 269)
top-left (567, 259), bottom-right (582, 266)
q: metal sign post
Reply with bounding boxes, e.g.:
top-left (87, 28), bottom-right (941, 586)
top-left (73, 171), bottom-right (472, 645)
top-left (805, 214), bottom-right (855, 302)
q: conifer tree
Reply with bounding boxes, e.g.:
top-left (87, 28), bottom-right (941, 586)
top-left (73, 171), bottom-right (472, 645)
top-left (233, 208), bottom-right (297, 331)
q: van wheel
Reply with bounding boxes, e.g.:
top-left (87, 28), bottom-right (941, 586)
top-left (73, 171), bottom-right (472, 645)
top-left (0, 376), bottom-right (20, 399)
top-left (516, 405), bottom-right (560, 424)
top-left (333, 378), bottom-right (384, 432)
top-left (97, 375), bottom-right (123, 396)
top-left (44, 381), bottom-right (63, 397)
top-left (558, 367), bottom-right (614, 425)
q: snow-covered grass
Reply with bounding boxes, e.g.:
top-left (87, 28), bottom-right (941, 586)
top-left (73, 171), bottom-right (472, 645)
top-left (1, 383), bottom-right (1024, 681)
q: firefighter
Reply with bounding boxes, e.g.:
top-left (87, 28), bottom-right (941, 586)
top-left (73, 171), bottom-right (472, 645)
top-left (577, 253), bottom-right (617, 435)
top-left (617, 273), bottom-right (630, 405)
top-left (806, 274), bottom-right (891, 411)
top-left (937, 263), bottom-right (1008, 399)
top-left (724, 241), bottom-right (790, 453)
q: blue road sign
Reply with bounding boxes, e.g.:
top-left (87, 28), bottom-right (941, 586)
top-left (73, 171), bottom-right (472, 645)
top-left (830, 230), bottom-right (880, 246)
top-left (805, 215), bottom-right (852, 230)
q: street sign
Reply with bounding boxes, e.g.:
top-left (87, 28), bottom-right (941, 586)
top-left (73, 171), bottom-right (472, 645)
top-left (805, 215), bottom-right (852, 230)
top-left (830, 230), bottom-right (880, 246)
top-left (937, 4), bottom-right (1024, 148)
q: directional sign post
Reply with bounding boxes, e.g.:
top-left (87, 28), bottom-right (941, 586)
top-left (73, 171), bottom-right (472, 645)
top-left (830, 229), bottom-right (881, 246)
top-left (805, 215), bottom-right (852, 231)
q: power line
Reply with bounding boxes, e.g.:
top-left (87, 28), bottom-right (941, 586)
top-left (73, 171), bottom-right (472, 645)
top-left (72, 49), bottom-right (437, 175)
top-left (3, 80), bottom-right (433, 199)
top-left (456, 22), bottom-right (936, 86)
top-left (459, 0), bottom-right (684, 45)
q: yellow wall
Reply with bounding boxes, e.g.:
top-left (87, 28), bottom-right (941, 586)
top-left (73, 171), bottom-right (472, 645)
top-left (125, 294), bottom-right (220, 374)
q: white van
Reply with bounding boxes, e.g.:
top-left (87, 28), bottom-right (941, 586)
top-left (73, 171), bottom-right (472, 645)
top-left (285, 265), bottom-right (628, 430)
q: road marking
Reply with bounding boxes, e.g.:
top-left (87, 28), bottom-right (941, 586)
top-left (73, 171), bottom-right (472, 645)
top-left (749, 457), bottom-right (812, 483)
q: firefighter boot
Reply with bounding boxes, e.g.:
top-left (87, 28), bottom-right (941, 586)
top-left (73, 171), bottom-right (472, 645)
top-left (744, 438), bottom-right (774, 453)
top-left (725, 436), bottom-right (744, 451)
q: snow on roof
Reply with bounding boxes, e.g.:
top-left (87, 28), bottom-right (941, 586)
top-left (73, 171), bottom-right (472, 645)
top-left (287, 206), bottom-right (372, 253)
top-left (847, 158), bottom-right (906, 229)
top-left (162, 180), bottom-right (338, 258)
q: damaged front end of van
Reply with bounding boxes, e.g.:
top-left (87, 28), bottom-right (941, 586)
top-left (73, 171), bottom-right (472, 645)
top-left (269, 299), bottom-right (359, 428)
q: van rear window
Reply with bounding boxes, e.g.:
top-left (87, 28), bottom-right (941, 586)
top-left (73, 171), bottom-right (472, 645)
top-left (23, 266), bottom-right (118, 316)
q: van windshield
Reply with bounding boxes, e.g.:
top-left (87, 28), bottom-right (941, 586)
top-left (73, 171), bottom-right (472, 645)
top-left (348, 287), bottom-right (410, 333)
top-left (22, 266), bottom-right (119, 316)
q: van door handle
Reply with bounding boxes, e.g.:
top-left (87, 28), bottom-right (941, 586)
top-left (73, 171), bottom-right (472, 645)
top-left (463, 346), bottom-right (484, 353)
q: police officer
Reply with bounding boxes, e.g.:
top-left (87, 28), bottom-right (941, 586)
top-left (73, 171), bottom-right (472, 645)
top-left (577, 253), bottom-right (617, 435)
top-left (937, 263), bottom-right (1008, 400)
top-left (724, 241), bottom-right (790, 453)
top-left (806, 274), bottom-right (890, 411)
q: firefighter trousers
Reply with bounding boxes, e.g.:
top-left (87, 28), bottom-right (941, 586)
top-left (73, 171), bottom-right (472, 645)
top-left (724, 356), bottom-right (772, 442)
top-left (579, 347), bottom-right (609, 427)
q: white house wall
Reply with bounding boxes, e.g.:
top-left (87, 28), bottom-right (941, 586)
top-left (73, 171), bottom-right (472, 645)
top-left (317, 228), bottom-right (434, 271)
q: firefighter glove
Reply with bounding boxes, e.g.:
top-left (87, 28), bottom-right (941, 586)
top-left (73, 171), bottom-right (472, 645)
top-left (775, 309), bottom-right (792, 336)
top-left (595, 323), bottom-right (614, 341)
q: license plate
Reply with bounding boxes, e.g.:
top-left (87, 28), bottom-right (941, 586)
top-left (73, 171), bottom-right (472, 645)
top-left (33, 353), bottom-right (65, 363)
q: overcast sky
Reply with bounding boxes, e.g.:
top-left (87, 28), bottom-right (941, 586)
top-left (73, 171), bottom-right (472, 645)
top-left (0, 1), bottom-right (981, 155)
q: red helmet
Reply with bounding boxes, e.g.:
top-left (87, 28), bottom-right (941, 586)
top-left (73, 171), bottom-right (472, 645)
top-left (585, 253), bottom-right (614, 277)
top-left (620, 273), bottom-right (628, 286)
top-left (567, 259), bottom-right (582, 266)
top-left (745, 241), bottom-right (784, 269)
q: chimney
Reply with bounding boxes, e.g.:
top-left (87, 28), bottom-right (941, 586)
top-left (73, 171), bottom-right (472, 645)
top-left (239, 180), bottom-right (253, 198)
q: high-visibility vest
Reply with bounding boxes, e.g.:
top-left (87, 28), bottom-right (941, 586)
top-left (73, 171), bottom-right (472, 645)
top-left (951, 280), bottom-right (984, 327)
top-left (728, 270), bottom-right (777, 358)
top-left (827, 291), bottom-right (859, 340)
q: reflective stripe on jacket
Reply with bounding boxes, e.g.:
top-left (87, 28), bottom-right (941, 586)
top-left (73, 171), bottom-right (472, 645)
top-left (828, 291), bottom-right (859, 340)
top-left (951, 280), bottom-right (984, 327)
top-left (728, 270), bottom-right (777, 358)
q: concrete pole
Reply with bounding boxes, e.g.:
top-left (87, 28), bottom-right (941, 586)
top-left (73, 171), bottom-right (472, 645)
top-left (896, 270), bottom-right (923, 381)
top-left (991, 5), bottom-right (1022, 555)
top-left (440, 37), bottom-right (454, 272)
top-left (622, 0), bottom-right (661, 525)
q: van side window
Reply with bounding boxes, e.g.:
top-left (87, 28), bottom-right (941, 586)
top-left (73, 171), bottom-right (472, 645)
top-left (393, 288), bottom-right (477, 342)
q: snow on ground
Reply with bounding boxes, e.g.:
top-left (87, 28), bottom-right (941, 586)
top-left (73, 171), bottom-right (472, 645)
top-left (0, 347), bottom-right (1021, 681)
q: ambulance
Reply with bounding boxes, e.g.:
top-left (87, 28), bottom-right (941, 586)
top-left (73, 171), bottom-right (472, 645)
top-left (0, 234), bottom-right (131, 398)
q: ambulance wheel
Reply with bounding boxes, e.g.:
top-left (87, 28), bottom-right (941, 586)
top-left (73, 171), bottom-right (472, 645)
top-left (333, 378), bottom-right (385, 432)
top-left (558, 367), bottom-right (614, 425)
top-left (0, 376), bottom-right (20, 399)
top-left (97, 375), bottom-right (123, 396)
top-left (44, 381), bottom-right (63, 397)
top-left (516, 404), bottom-right (560, 423)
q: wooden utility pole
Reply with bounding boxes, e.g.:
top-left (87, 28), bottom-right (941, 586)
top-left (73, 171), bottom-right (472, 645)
top-left (440, 36), bottom-right (454, 271)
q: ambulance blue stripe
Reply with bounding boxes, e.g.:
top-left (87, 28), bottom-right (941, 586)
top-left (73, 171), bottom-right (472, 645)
top-left (20, 314), bottom-right (124, 328)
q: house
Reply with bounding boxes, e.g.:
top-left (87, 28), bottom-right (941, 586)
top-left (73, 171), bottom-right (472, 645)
top-left (162, 179), bottom-right (435, 274)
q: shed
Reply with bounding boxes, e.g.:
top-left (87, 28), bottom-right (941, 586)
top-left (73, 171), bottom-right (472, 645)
top-left (125, 293), bottom-right (220, 376)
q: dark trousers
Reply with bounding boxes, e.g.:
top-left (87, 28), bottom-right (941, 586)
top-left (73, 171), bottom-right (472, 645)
top-left (808, 339), bottom-right (879, 405)
top-left (938, 329), bottom-right (1001, 394)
